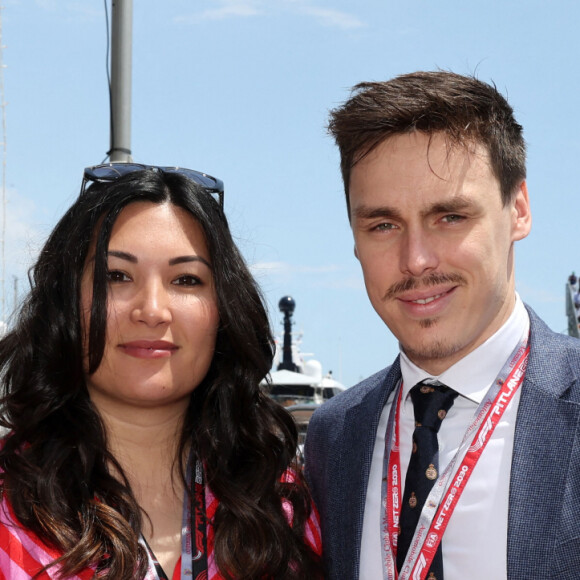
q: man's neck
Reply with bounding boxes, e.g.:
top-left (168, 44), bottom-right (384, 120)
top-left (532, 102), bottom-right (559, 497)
top-left (400, 295), bottom-right (529, 403)
top-left (402, 293), bottom-right (519, 376)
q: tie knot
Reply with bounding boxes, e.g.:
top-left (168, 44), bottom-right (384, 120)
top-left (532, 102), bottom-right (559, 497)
top-left (410, 381), bottom-right (458, 432)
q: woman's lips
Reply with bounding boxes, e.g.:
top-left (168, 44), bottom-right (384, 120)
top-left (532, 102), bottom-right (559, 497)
top-left (119, 340), bottom-right (178, 359)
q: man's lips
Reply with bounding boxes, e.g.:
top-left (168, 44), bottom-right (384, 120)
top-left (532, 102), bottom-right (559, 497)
top-left (118, 340), bottom-right (178, 359)
top-left (395, 286), bottom-right (459, 317)
top-left (399, 288), bottom-right (454, 304)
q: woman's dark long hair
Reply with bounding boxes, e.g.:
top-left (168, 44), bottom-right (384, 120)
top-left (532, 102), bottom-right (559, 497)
top-left (0, 170), bottom-right (322, 579)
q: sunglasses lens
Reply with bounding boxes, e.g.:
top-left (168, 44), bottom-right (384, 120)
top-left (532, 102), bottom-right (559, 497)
top-left (85, 163), bottom-right (147, 181)
top-left (162, 168), bottom-right (223, 192)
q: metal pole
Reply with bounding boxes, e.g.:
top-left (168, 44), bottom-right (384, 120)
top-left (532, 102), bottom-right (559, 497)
top-left (566, 283), bottom-right (579, 338)
top-left (0, 5), bottom-right (7, 323)
top-left (109, 0), bottom-right (133, 162)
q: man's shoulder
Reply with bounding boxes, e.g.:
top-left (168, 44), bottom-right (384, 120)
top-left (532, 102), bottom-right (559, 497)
top-left (305, 363), bottom-right (399, 489)
top-left (527, 305), bottom-right (580, 356)
top-left (528, 305), bottom-right (579, 347)
top-left (310, 363), bottom-right (398, 425)
top-left (526, 305), bottom-right (580, 399)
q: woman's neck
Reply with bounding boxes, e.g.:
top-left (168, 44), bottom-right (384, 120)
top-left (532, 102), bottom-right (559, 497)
top-left (96, 399), bottom-right (189, 568)
top-left (94, 397), bottom-right (189, 494)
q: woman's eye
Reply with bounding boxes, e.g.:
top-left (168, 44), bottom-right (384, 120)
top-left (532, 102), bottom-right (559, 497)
top-left (106, 270), bottom-right (130, 283)
top-left (173, 275), bottom-right (201, 287)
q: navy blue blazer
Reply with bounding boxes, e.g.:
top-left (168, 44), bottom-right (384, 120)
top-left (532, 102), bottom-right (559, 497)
top-left (305, 307), bottom-right (580, 579)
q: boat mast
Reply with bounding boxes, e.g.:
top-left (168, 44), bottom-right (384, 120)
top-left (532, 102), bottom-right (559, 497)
top-left (109, 0), bottom-right (133, 162)
top-left (277, 296), bottom-right (299, 372)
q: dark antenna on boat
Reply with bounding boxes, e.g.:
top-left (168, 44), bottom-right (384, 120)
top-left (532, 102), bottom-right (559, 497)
top-left (277, 296), bottom-right (299, 372)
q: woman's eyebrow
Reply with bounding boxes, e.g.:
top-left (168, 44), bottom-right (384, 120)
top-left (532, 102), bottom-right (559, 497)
top-left (168, 255), bottom-right (211, 268)
top-left (107, 250), bottom-right (137, 263)
top-left (107, 250), bottom-right (211, 269)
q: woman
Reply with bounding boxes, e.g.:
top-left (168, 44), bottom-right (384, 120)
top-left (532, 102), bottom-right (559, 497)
top-left (0, 164), bottom-right (322, 579)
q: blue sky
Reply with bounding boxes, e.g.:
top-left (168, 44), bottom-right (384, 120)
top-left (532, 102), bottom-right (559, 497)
top-left (2, 0), bottom-right (579, 386)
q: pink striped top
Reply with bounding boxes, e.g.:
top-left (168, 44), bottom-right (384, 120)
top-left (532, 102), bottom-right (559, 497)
top-left (0, 481), bottom-right (322, 579)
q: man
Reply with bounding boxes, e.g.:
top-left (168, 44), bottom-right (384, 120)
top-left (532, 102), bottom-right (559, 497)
top-left (305, 71), bottom-right (580, 580)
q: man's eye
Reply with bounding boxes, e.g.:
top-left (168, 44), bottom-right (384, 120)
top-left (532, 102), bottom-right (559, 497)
top-left (173, 275), bottom-right (201, 287)
top-left (106, 270), bottom-right (130, 283)
top-left (442, 214), bottom-right (464, 223)
top-left (374, 222), bottom-right (396, 231)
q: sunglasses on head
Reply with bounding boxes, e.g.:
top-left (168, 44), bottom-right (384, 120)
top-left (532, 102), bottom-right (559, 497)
top-left (80, 163), bottom-right (225, 209)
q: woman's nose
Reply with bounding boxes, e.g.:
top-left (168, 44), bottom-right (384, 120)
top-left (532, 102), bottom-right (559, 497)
top-left (130, 280), bottom-right (172, 326)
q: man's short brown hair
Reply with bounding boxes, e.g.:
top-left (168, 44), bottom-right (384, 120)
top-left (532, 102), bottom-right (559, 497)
top-left (328, 71), bottom-right (526, 213)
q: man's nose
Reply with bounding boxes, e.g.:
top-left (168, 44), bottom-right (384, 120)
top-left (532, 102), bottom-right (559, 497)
top-left (399, 230), bottom-right (439, 277)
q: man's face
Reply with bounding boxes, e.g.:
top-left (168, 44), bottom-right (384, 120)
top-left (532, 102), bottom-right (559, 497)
top-left (349, 132), bottom-right (531, 375)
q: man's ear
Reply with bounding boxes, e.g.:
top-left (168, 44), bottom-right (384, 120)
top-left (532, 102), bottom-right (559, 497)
top-left (511, 180), bottom-right (532, 242)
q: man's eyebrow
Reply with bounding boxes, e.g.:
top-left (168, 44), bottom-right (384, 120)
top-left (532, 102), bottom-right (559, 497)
top-left (107, 251), bottom-right (211, 269)
top-left (352, 205), bottom-right (403, 221)
top-left (352, 196), bottom-right (478, 221)
top-left (425, 196), bottom-right (475, 216)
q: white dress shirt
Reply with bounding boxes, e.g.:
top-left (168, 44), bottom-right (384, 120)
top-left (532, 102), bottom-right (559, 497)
top-left (360, 295), bottom-right (529, 580)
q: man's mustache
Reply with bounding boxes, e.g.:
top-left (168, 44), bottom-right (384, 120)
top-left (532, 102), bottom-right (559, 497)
top-left (383, 272), bottom-right (467, 301)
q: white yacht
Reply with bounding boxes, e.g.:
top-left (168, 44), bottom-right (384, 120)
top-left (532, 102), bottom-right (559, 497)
top-left (261, 296), bottom-right (346, 448)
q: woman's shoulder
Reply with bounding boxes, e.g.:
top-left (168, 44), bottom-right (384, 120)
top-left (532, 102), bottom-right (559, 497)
top-left (280, 469), bottom-right (322, 556)
top-left (205, 467), bottom-right (322, 560)
top-left (0, 495), bottom-right (94, 580)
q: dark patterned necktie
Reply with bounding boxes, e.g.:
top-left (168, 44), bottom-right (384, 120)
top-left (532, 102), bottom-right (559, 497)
top-left (396, 380), bottom-right (458, 580)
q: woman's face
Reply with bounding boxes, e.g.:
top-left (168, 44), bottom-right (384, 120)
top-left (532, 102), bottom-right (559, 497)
top-left (80, 201), bottom-right (220, 414)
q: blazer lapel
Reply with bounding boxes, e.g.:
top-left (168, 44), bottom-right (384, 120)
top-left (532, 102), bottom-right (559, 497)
top-left (333, 361), bottom-right (401, 578)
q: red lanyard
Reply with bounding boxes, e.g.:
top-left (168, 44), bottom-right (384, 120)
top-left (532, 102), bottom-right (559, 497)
top-left (383, 342), bottom-right (530, 580)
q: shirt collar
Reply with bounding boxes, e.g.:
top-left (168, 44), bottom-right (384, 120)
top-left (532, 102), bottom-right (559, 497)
top-left (399, 294), bottom-right (529, 404)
